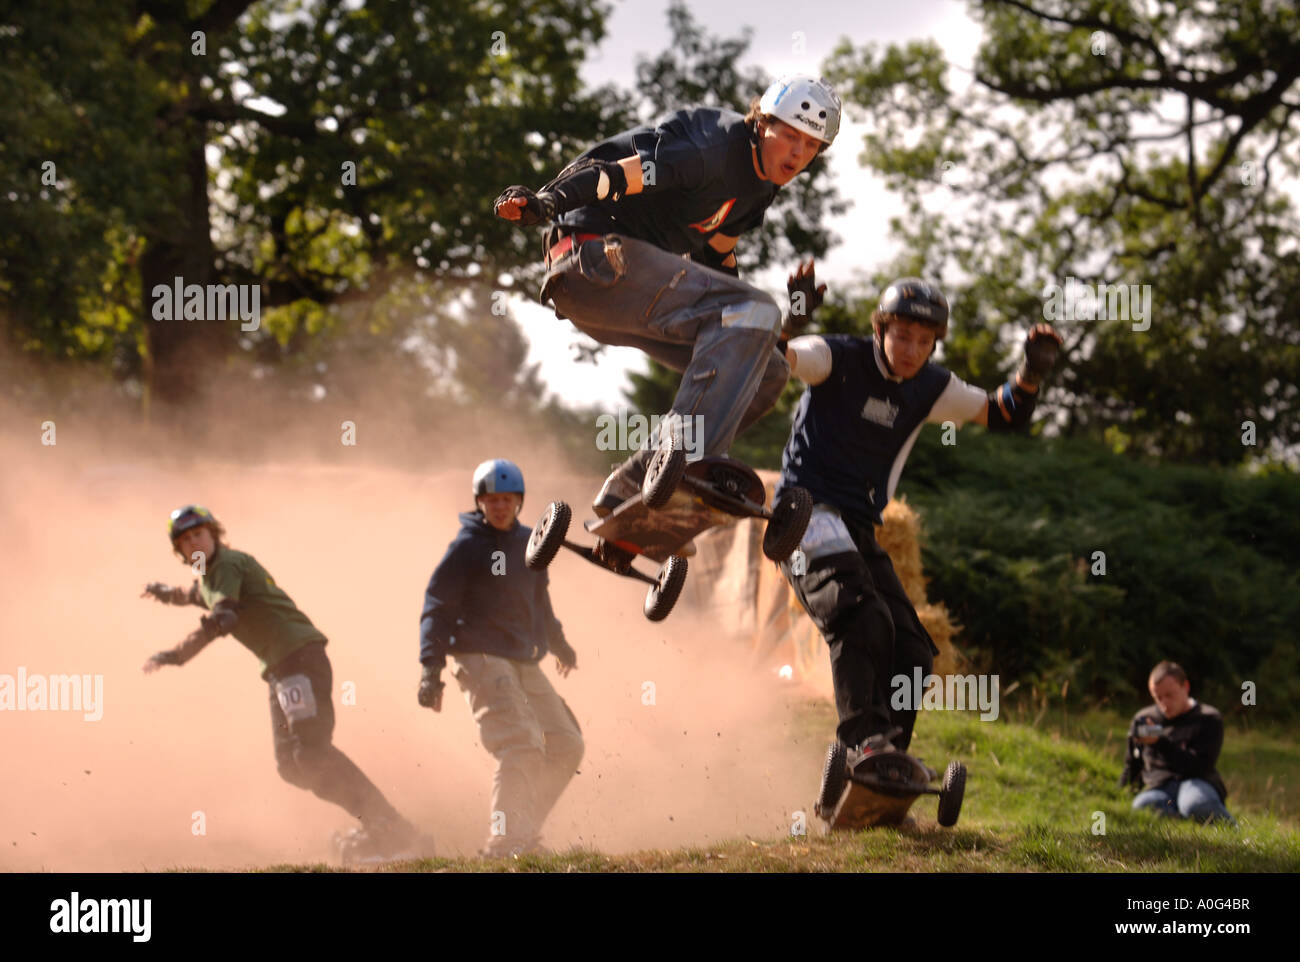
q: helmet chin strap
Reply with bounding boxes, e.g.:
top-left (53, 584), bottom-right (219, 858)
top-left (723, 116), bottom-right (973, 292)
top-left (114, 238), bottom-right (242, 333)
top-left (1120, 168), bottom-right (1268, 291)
top-left (874, 322), bottom-right (900, 377)
top-left (750, 120), bottom-right (769, 177)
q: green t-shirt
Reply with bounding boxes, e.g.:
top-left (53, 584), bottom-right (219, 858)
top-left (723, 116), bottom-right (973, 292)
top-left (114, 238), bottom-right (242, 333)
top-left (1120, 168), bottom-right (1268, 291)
top-left (198, 546), bottom-right (327, 677)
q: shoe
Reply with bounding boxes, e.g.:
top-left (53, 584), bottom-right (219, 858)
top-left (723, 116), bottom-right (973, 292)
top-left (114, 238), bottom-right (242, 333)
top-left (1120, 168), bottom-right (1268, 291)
top-left (336, 815), bottom-right (428, 866)
top-left (846, 730), bottom-right (901, 776)
top-left (592, 449), bottom-right (652, 517)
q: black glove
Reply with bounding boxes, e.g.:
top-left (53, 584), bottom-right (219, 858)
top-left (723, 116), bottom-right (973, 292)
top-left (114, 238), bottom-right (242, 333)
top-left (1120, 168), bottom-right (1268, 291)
top-left (1018, 323), bottom-right (1063, 388)
top-left (493, 185), bottom-right (556, 227)
top-left (198, 605), bottom-right (238, 639)
top-left (552, 638), bottom-right (577, 671)
top-left (417, 663), bottom-right (445, 710)
top-left (782, 258), bottom-right (826, 341)
top-left (142, 582), bottom-right (182, 604)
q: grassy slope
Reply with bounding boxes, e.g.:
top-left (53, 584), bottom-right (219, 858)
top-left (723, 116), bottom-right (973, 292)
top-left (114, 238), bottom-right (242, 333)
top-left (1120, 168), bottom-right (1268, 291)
top-left (213, 702), bottom-right (1300, 873)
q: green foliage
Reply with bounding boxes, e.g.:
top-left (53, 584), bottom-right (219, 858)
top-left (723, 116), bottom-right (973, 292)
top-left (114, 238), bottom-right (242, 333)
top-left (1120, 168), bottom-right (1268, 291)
top-left (822, 0), bottom-right (1300, 466)
top-left (0, 0), bottom-right (623, 413)
top-left (244, 706), bottom-right (1300, 872)
top-left (899, 427), bottom-right (1300, 716)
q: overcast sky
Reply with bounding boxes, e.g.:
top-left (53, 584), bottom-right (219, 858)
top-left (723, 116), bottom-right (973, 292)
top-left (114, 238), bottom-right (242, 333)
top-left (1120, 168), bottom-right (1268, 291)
top-left (518, 0), bottom-right (983, 408)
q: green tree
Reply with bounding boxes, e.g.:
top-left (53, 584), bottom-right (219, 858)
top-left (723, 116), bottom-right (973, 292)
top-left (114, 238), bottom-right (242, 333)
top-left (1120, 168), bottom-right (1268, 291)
top-left (823, 0), bottom-right (1300, 466)
top-left (0, 0), bottom-right (620, 410)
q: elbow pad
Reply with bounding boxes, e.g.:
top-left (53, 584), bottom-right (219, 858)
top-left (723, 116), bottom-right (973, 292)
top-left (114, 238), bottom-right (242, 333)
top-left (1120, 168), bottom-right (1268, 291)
top-left (986, 378), bottom-right (1038, 432)
top-left (538, 157), bottom-right (629, 218)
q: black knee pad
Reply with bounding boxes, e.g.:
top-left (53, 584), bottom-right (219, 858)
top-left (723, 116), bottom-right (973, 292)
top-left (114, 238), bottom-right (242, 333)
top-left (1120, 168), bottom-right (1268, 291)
top-left (789, 552), bottom-right (867, 630)
top-left (894, 627), bottom-right (934, 678)
top-left (285, 739), bottom-right (342, 793)
top-left (276, 754), bottom-right (313, 790)
top-left (831, 594), bottom-right (896, 662)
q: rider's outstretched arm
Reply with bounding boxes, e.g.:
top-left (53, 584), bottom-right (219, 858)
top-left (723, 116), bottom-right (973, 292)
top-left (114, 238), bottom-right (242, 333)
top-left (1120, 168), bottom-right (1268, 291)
top-left (980, 323), bottom-right (1063, 431)
top-left (494, 155), bottom-right (644, 225)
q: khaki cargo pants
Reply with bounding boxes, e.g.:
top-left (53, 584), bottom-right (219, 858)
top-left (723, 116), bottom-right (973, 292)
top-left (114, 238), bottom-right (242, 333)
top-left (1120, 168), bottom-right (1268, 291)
top-left (451, 652), bottom-right (584, 855)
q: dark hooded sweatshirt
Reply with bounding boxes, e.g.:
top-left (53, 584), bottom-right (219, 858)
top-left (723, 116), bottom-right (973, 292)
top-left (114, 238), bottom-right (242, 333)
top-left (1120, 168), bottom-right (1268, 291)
top-left (419, 512), bottom-right (572, 672)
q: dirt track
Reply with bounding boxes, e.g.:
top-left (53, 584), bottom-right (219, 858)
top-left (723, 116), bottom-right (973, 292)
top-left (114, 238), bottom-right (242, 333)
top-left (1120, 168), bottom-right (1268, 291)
top-left (0, 416), bottom-right (818, 869)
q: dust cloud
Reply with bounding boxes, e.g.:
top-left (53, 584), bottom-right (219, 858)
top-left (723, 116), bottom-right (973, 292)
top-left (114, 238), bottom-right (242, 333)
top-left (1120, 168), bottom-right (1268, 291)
top-left (0, 397), bottom-right (823, 870)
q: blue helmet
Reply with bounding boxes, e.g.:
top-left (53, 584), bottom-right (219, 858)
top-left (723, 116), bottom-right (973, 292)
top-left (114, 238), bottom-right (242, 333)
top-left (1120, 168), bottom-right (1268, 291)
top-left (472, 459), bottom-right (525, 504)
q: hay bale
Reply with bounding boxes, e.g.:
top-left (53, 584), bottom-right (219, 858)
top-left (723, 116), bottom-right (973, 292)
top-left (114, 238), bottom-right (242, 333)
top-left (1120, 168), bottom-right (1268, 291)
top-left (697, 474), bottom-right (965, 692)
top-left (874, 497), bottom-right (927, 607)
top-left (919, 602), bottom-right (965, 676)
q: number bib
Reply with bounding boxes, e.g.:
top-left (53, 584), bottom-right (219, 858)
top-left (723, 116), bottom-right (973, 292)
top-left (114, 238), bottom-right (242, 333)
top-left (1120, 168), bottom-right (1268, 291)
top-left (274, 673), bottom-right (318, 724)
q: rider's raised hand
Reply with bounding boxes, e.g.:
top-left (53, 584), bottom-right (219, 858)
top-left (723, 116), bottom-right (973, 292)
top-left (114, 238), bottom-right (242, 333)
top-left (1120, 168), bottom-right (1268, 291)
top-left (1019, 323), bottom-right (1064, 389)
top-left (783, 257), bottom-right (826, 339)
top-left (493, 186), bottom-right (554, 227)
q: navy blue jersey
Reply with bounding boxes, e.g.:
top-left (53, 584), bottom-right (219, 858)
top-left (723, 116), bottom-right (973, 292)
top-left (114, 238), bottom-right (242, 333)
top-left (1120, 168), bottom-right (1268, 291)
top-left (556, 108), bottom-right (778, 260)
top-left (777, 335), bottom-right (986, 529)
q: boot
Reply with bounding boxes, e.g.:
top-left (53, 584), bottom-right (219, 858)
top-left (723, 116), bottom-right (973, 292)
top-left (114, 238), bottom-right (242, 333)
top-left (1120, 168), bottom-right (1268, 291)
top-left (592, 447), bottom-right (654, 517)
top-left (335, 814), bottom-right (428, 866)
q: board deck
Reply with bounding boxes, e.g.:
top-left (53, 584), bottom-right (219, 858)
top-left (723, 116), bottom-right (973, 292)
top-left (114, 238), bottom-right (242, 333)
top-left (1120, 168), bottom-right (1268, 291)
top-left (585, 487), bottom-right (736, 563)
top-left (827, 779), bottom-right (919, 829)
top-left (584, 456), bottom-right (765, 564)
top-left (826, 751), bottom-right (935, 830)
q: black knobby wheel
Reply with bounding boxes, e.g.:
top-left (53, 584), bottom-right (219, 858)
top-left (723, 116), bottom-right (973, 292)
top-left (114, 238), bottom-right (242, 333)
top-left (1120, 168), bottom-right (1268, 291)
top-left (525, 501), bottom-right (571, 570)
top-left (763, 485), bottom-right (813, 561)
top-left (644, 554), bottom-right (688, 621)
top-left (642, 439), bottom-right (687, 510)
top-left (815, 741), bottom-right (848, 818)
top-left (936, 760), bottom-right (966, 827)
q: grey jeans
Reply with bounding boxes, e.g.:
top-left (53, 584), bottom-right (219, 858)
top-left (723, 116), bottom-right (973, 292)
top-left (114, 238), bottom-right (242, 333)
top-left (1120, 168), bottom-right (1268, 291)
top-left (451, 653), bottom-right (584, 854)
top-left (541, 234), bottom-right (789, 456)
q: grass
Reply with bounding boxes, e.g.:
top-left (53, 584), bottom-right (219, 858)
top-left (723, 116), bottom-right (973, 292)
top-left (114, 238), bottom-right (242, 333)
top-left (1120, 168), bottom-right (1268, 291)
top-left (179, 702), bottom-right (1300, 873)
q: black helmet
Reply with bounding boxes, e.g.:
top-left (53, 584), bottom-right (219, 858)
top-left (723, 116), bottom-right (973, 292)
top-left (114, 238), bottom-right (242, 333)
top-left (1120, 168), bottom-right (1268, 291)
top-left (168, 504), bottom-right (219, 543)
top-left (876, 277), bottom-right (949, 339)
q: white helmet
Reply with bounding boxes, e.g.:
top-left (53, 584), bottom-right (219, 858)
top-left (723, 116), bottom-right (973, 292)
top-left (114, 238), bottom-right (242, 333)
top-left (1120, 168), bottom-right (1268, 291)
top-left (758, 76), bottom-right (842, 146)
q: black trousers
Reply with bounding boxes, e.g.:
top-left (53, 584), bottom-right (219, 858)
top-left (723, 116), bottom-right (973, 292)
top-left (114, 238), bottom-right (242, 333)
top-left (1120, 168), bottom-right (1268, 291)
top-left (781, 510), bottom-right (938, 751)
top-left (267, 641), bottom-right (400, 825)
